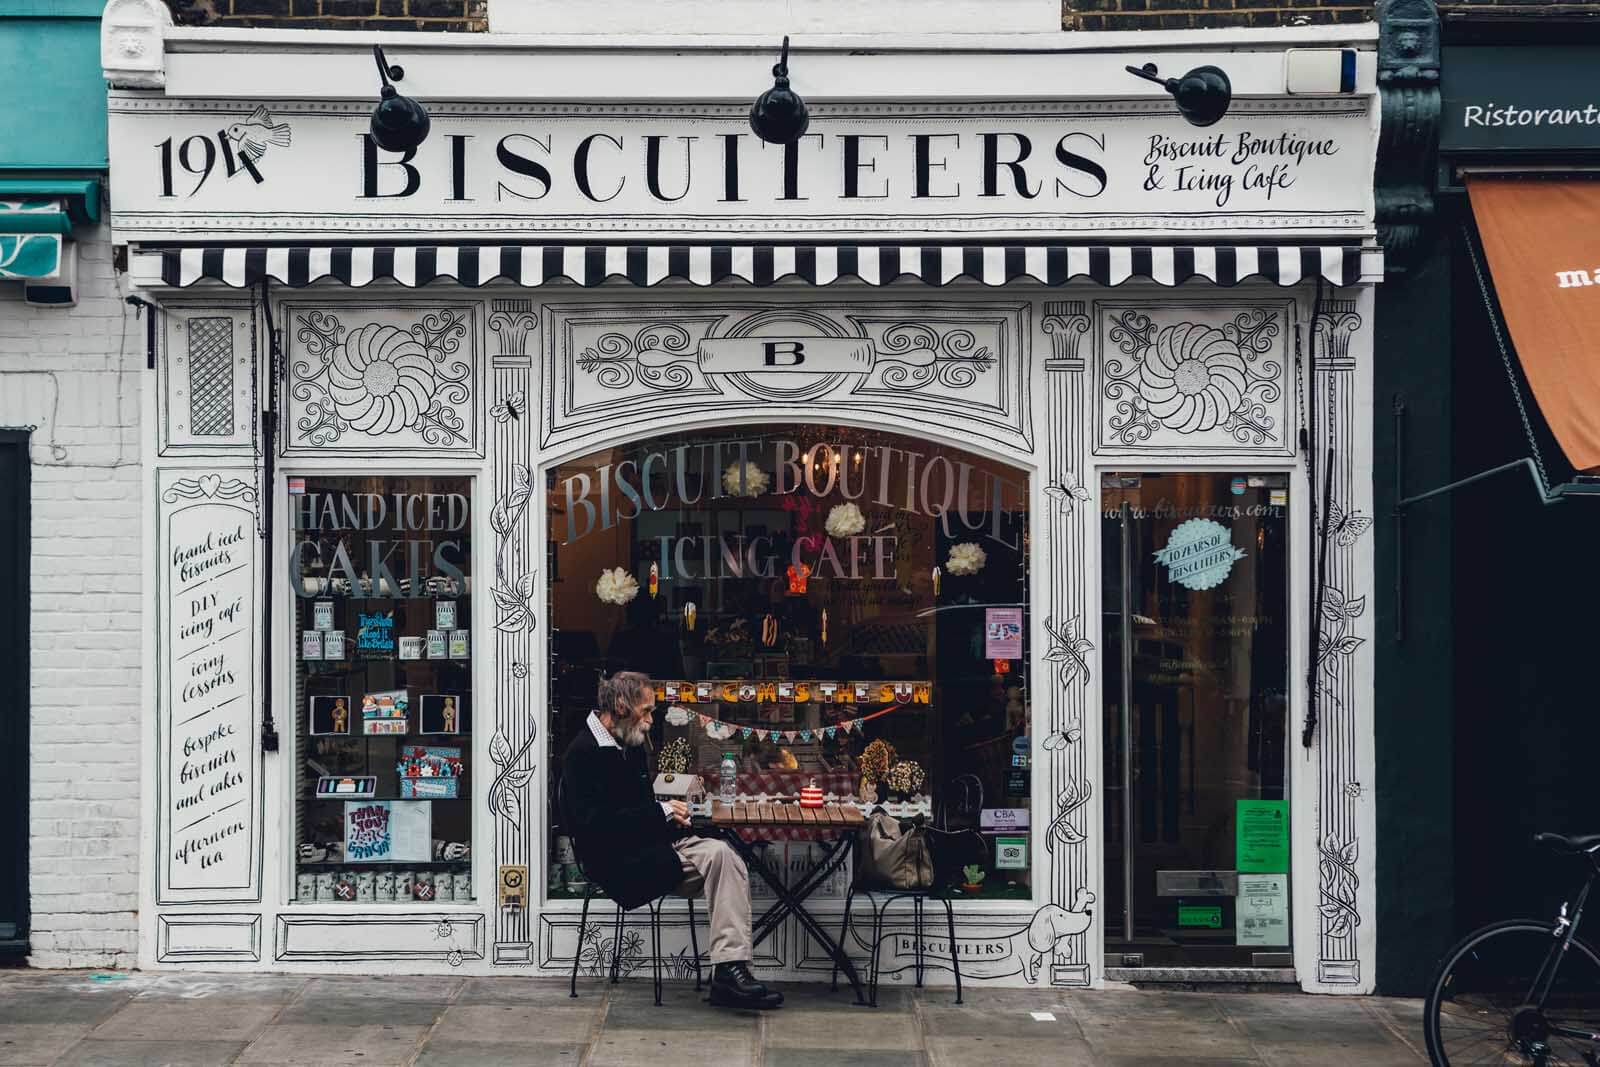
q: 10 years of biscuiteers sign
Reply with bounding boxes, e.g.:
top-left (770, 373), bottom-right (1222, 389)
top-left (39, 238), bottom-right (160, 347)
top-left (106, 99), bottom-right (1374, 239)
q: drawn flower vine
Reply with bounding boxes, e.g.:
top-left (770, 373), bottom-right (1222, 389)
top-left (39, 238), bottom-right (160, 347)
top-left (493, 572), bottom-right (538, 634)
top-left (1046, 778), bottom-right (1092, 853)
top-left (490, 463), bottom-right (533, 582)
top-left (1318, 833), bottom-right (1361, 939)
top-left (1044, 615), bottom-right (1094, 688)
top-left (1316, 585), bottom-right (1367, 677)
top-left (487, 730), bottom-right (536, 830)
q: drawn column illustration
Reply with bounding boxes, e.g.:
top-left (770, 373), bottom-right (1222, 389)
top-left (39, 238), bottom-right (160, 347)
top-left (1041, 300), bottom-right (1096, 987)
top-left (1310, 295), bottom-right (1375, 989)
top-left (487, 299), bottom-right (540, 964)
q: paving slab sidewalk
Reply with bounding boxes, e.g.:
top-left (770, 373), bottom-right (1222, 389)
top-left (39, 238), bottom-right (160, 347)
top-left (0, 971), bottom-right (1428, 1066)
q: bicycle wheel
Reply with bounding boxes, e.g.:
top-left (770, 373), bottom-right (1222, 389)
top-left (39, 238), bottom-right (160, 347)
top-left (1425, 919), bottom-right (1600, 1066)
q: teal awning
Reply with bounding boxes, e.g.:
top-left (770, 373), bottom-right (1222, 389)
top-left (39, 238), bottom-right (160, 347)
top-left (0, 0), bottom-right (108, 171)
top-left (0, 180), bottom-right (98, 280)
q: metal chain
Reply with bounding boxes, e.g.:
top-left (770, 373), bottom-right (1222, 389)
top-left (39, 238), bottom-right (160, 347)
top-left (1465, 224), bottom-right (1551, 490)
top-left (249, 286), bottom-right (264, 539)
top-left (1294, 316), bottom-right (1307, 456)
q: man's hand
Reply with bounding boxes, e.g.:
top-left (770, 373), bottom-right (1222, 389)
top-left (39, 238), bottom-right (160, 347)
top-left (666, 800), bottom-right (691, 826)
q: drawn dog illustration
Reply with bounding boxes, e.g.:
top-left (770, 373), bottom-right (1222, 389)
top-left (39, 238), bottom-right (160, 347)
top-left (1022, 888), bottom-right (1096, 982)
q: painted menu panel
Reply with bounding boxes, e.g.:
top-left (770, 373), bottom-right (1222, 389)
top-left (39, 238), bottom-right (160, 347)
top-left (158, 472), bottom-right (261, 903)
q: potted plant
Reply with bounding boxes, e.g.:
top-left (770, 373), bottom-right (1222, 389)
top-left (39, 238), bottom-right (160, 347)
top-left (961, 864), bottom-right (987, 895)
top-left (857, 739), bottom-right (896, 804)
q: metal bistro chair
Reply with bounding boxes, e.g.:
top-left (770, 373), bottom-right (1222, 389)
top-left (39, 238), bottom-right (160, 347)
top-left (829, 821), bottom-right (965, 1006)
top-left (561, 780), bottom-right (704, 1006)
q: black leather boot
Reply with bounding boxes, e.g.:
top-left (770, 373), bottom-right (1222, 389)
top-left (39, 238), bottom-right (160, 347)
top-left (708, 961), bottom-right (783, 1009)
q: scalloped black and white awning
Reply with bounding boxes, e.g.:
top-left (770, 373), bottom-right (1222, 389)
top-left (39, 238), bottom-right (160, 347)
top-left (132, 243), bottom-right (1382, 289)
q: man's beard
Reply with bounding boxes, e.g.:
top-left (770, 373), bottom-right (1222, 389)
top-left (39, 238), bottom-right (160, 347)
top-left (609, 717), bottom-right (649, 748)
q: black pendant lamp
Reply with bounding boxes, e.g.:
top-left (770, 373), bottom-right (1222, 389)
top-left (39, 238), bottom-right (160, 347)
top-left (750, 36), bottom-right (809, 145)
top-left (370, 44), bottom-right (430, 153)
top-left (1125, 62), bottom-right (1232, 127)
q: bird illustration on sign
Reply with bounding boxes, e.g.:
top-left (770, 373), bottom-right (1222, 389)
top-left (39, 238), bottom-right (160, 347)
top-left (226, 106), bottom-right (293, 161)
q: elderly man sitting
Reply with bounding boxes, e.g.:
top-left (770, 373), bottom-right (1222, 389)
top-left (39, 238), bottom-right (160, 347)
top-left (562, 671), bottom-right (783, 1010)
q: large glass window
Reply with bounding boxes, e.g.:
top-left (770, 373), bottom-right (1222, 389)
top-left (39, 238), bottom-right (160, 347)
top-left (290, 476), bottom-right (474, 904)
top-left (547, 426), bottom-right (1032, 900)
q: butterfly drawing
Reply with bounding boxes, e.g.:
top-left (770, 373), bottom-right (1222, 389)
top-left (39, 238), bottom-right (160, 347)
top-left (491, 390), bottom-right (525, 423)
top-left (1325, 501), bottom-right (1373, 547)
top-left (225, 105), bottom-right (293, 161)
top-left (1045, 480), bottom-right (1091, 513)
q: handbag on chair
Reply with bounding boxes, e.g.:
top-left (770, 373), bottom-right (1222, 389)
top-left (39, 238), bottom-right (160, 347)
top-left (858, 811), bottom-right (934, 890)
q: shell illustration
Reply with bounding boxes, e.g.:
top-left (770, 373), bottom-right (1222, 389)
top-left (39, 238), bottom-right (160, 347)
top-left (1137, 323), bottom-right (1249, 433)
top-left (328, 324), bottom-right (439, 434)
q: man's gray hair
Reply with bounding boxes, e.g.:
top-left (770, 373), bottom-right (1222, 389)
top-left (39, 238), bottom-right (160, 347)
top-left (598, 671), bottom-right (653, 718)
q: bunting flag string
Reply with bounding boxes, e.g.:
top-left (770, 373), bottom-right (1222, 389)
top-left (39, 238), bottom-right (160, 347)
top-left (665, 701), bottom-right (914, 741)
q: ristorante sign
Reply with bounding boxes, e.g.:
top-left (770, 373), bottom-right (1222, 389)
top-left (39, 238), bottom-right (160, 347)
top-left (106, 98), bottom-right (1374, 240)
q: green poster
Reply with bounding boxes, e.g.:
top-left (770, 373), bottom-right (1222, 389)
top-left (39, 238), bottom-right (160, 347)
top-left (1236, 799), bottom-right (1289, 873)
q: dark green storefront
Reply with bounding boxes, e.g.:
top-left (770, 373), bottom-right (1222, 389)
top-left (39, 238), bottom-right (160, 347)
top-left (1375, 5), bottom-right (1600, 994)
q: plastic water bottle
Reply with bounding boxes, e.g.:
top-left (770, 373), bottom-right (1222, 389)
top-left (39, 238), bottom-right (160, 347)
top-left (719, 752), bottom-right (738, 806)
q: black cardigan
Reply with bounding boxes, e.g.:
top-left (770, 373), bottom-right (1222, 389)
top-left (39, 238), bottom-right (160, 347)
top-left (561, 725), bottom-right (686, 909)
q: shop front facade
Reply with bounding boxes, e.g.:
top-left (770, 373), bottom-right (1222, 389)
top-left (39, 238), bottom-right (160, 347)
top-left (107, 5), bottom-right (1383, 991)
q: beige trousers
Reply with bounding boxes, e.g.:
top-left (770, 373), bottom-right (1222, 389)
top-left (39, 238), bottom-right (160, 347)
top-left (672, 836), bottom-right (753, 964)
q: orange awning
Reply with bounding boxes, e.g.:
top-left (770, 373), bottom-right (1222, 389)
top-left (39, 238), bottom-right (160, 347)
top-left (1467, 177), bottom-right (1600, 470)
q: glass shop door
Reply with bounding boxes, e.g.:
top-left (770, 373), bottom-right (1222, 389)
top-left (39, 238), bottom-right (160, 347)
top-left (1101, 472), bottom-right (1291, 968)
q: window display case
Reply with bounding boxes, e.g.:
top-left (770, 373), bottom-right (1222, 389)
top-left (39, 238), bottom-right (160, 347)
top-left (545, 426), bottom-right (1032, 901)
top-left (291, 476), bottom-right (475, 903)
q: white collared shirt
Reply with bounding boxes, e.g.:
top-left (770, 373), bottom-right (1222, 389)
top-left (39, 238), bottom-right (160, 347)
top-left (587, 711), bottom-right (673, 821)
top-left (586, 710), bottom-right (620, 750)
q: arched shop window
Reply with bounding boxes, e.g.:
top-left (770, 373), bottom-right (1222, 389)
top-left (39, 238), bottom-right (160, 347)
top-left (546, 426), bottom-right (1033, 900)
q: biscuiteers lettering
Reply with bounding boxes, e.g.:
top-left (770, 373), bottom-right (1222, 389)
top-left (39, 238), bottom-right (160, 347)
top-left (365, 130), bottom-right (1110, 204)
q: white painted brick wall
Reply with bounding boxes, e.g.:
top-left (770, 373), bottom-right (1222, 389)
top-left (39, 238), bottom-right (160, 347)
top-left (0, 224), bottom-right (143, 969)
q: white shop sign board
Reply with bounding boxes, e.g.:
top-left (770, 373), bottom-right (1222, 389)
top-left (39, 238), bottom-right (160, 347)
top-left (107, 99), bottom-right (1374, 241)
top-left (157, 474), bottom-right (262, 904)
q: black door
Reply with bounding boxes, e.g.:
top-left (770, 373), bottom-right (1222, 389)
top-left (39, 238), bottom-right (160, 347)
top-left (0, 431), bottom-right (29, 958)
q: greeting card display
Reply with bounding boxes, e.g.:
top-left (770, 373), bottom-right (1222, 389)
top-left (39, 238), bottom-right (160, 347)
top-left (361, 690), bottom-right (409, 735)
top-left (344, 800), bottom-right (431, 862)
top-left (397, 745), bottom-right (464, 799)
top-left (316, 775), bottom-right (377, 799)
top-left (420, 694), bottom-right (463, 734)
top-left (309, 695), bottom-right (352, 735)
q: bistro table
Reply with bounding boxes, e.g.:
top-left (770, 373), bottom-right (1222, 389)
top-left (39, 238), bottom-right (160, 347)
top-left (700, 800), bottom-right (869, 1004)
